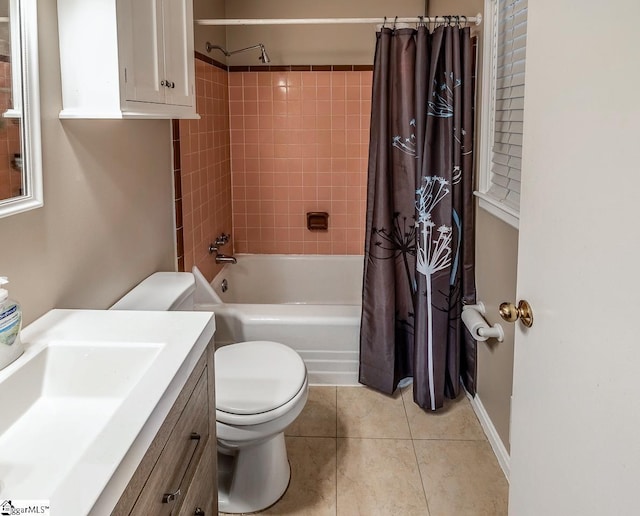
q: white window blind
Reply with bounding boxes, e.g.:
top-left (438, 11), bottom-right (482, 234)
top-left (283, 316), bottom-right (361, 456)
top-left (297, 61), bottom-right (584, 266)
top-left (487, 0), bottom-right (527, 212)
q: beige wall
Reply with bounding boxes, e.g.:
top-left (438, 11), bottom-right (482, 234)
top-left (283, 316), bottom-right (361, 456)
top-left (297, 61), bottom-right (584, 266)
top-left (194, 0), bottom-right (226, 58)
top-left (474, 209), bottom-right (518, 452)
top-left (223, 0), bottom-right (426, 65)
top-left (428, 0), bottom-right (483, 17)
top-left (0, 1), bottom-right (176, 325)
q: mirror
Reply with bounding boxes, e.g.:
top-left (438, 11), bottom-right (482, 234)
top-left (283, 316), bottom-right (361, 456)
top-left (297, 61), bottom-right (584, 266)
top-left (0, 0), bottom-right (41, 219)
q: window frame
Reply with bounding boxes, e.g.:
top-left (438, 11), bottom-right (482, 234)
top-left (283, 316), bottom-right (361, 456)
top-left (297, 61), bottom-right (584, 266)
top-left (475, 0), bottom-right (523, 230)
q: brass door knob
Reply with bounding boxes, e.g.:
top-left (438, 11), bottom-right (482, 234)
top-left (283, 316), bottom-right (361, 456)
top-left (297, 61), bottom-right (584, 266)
top-left (499, 300), bottom-right (534, 328)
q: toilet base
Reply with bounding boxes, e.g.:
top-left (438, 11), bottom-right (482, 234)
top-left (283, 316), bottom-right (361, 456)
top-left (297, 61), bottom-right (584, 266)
top-left (217, 431), bottom-right (291, 513)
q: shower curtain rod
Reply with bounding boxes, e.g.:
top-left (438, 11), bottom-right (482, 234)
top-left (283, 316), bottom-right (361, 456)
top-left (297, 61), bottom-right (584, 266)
top-left (195, 14), bottom-right (482, 27)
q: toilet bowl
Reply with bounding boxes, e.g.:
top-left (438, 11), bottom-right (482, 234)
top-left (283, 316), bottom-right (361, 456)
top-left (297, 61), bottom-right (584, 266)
top-left (111, 270), bottom-right (309, 514)
top-left (216, 340), bottom-right (308, 513)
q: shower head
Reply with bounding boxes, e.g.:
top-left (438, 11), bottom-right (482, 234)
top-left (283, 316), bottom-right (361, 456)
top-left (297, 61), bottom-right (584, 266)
top-left (205, 41), bottom-right (271, 64)
top-left (259, 44), bottom-right (271, 64)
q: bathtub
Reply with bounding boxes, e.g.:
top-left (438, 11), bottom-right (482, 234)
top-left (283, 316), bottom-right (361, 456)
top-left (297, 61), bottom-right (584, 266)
top-left (194, 254), bottom-right (363, 385)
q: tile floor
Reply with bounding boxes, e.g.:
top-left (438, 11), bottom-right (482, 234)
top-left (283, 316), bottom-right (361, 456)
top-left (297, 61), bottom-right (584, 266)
top-left (221, 385), bottom-right (509, 516)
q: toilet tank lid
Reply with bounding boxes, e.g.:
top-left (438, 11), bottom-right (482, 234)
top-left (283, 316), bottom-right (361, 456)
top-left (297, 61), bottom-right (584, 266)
top-left (110, 272), bottom-right (195, 311)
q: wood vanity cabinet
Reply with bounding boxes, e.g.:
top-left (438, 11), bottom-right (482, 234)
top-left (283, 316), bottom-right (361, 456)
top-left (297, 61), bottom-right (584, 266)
top-left (57, 0), bottom-right (197, 119)
top-left (111, 344), bottom-right (217, 516)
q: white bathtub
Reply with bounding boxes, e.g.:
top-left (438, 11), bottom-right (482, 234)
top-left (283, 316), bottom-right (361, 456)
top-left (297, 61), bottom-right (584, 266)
top-left (195, 254), bottom-right (363, 385)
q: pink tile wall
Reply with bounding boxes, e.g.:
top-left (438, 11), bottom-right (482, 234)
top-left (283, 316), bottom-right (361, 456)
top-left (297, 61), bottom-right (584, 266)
top-left (179, 59), bottom-right (233, 281)
top-left (229, 71), bottom-right (372, 254)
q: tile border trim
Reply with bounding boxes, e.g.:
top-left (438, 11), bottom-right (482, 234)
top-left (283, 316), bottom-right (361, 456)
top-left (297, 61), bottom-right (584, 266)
top-left (195, 51), bottom-right (227, 70)
top-left (171, 119), bottom-right (185, 272)
top-left (228, 64), bottom-right (374, 72)
top-left (193, 52), bottom-right (373, 72)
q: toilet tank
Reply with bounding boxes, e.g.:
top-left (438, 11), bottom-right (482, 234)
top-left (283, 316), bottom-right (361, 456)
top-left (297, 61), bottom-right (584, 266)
top-left (111, 272), bottom-right (196, 311)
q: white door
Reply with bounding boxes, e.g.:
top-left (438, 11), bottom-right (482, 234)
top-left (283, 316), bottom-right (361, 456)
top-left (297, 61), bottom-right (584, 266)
top-left (508, 2), bottom-right (640, 515)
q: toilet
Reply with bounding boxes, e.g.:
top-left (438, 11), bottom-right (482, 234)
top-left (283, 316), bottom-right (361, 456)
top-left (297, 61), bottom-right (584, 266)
top-left (111, 271), bottom-right (309, 514)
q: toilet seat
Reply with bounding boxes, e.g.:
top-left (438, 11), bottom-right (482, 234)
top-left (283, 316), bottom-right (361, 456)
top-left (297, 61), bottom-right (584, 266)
top-left (215, 341), bottom-right (307, 426)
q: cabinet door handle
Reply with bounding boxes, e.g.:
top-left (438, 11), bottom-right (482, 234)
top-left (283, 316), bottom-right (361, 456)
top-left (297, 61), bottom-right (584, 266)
top-left (161, 432), bottom-right (202, 505)
top-left (162, 488), bottom-right (181, 503)
top-left (194, 508), bottom-right (205, 516)
top-left (161, 80), bottom-right (166, 87)
top-left (170, 81), bottom-right (176, 89)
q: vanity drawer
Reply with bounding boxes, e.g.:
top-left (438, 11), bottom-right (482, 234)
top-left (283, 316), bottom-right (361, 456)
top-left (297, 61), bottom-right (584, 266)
top-left (176, 442), bottom-right (215, 516)
top-left (130, 369), bottom-right (209, 516)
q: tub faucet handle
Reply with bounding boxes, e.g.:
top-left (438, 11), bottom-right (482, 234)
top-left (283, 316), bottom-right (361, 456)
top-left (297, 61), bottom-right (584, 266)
top-left (215, 233), bottom-right (230, 247)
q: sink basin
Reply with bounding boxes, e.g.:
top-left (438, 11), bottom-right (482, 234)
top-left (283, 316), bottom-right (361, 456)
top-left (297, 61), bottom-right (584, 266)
top-left (0, 309), bottom-right (215, 516)
top-left (0, 341), bottom-right (163, 498)
top-left (0, 341), bottom-right (163, 429)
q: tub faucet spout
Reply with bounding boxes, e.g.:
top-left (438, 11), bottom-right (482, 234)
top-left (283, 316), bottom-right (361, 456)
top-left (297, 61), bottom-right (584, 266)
top-left (215, 254), bottom-right (237, 265)
top-left (209, 235), bottom-right (237, 264)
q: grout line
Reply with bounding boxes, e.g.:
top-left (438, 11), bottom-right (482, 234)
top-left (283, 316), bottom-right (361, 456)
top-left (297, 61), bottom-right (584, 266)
top-left (401, 386), bottom-right (432, 516)
top-left (334, 435), bottom-right (417, 441)
top-left (400, 386), bottom-right (414, 440)
top-left (335, 385), bottom-right (338, 437)
top-left (410, 437), bottom-right (432, 516)
top-left (334, 386), bottom-right (338, 516)
top-left (411, 436), bottom-right (488, 441)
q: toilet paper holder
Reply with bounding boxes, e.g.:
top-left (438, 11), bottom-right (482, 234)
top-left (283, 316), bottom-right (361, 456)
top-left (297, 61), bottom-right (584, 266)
top-left (462, 302), bottom-right (505, 342)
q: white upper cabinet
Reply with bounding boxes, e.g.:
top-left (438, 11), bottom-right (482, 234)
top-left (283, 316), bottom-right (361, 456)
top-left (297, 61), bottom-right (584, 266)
top-left (161, 0), bottom-right (194, 107)
top-left (57, 0), bottom-right (197, 119)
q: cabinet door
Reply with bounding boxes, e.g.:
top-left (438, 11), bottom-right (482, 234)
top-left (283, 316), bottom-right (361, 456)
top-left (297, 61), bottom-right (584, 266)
top-left (161, 0), bottom-right (195, 107)
top-left (121, 0), bottom-right (166, 104)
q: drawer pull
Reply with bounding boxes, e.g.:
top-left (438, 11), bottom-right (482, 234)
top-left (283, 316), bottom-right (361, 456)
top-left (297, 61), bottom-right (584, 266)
top-left (162, 431), bottom-right (203, 505)
top-left (194, 508), bottom-right (205, 516)
top-left (162, 488), bottom-right (181, 503)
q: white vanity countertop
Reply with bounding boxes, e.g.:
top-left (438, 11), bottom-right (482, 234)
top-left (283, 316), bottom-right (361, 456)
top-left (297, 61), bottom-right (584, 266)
top-left (0, 309), bottom-right (215, 516)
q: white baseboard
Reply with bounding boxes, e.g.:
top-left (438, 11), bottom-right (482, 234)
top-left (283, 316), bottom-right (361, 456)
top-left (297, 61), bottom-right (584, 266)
top-left (466, 392), bottom-right (511, 481)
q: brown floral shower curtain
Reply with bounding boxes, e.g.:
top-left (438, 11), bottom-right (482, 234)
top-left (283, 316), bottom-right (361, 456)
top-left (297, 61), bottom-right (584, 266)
top-left (359, 24), bottom-right (476, 411)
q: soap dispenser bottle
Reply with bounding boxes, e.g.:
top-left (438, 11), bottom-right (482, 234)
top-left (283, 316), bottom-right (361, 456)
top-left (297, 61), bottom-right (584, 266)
top-left (0, 277), bottom-right (24, 370)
